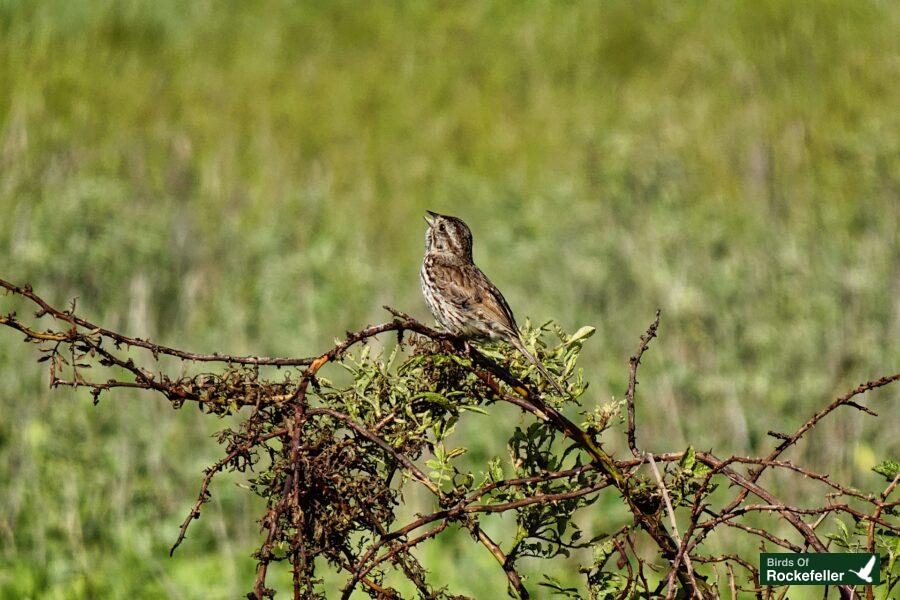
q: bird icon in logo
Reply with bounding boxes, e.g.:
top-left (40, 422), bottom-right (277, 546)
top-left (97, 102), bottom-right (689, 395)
top-left (848, 555), bottom-right (877, 583)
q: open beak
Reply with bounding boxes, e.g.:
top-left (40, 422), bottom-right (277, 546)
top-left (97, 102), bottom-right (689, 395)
top-left (424, 210), bottom-right (438, 226)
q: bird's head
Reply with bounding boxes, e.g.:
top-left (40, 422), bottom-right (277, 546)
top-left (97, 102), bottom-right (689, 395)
top-left (424, 211), bottom-right (473, 261)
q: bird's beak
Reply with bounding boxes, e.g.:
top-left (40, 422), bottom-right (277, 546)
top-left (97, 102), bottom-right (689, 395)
top-left (424, 210), bottom-right (438, 226)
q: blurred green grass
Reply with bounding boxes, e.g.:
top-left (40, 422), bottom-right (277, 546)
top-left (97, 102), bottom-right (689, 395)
top-left (0, 0), bottom-right (898, 597)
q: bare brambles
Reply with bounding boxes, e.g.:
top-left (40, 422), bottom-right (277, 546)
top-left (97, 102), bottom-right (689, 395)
top-left (1, 277), bottom-right (897, 599)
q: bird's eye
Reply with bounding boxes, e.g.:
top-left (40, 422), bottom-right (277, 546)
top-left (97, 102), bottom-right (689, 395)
top-left (438, 224), bottom-right (445, 232)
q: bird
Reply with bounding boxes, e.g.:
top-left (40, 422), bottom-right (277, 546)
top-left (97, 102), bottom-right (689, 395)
top-left (419, 210), bottom-right (567, 396)
top-left (848, 555), bottom-right (876, 583)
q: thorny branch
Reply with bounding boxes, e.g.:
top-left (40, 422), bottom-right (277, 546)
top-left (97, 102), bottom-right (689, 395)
top-left (1, 277), bottom-right (898, 599)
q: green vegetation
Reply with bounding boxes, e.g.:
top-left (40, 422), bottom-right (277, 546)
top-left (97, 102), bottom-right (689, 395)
top-left (0, 1), bottom-right (897, 597)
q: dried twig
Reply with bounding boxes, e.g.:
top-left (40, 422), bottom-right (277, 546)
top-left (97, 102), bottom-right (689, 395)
top-left (2, 278), bottom-right (897, 600)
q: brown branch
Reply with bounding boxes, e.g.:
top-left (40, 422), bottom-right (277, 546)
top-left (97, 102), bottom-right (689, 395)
top-left (719, 457), bottom-right (877, 503)
top-left (646, 453), bottom-right (700, 600)
top-left (612, 537), bottom-right (634, 600)
top-left (307, 407), bottom-right (440, 495)
top-left (722, 374), bottom-right (899, 514)
top-left (4, 279), bottom-right (899, 600)
top-left (343, 482), bottom-right (609, 597)
top-left (471, 526), bottom-right (529, 599)
top-left (0, 314), bottom-right (70, 341)
top-left (693, 555), bottom-right (763, 600)
top-left (719, 520), bottom-right (802, 553)
top-left (170, 428), bottom-right (287, 556)
top-left (866, 473), bottom-right (900, 600)
top-left (624, 530), bottom-right (651, 595)
top-left (340, 522), bottom-right (450, 600)
top-left (1, 278), bottom-right (451, 370)
top-left (626, 310), bottom-right (660, 458)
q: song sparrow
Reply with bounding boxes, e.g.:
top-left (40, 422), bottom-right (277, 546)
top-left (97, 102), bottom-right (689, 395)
top-left (420, 210), bottom-right (567, 396)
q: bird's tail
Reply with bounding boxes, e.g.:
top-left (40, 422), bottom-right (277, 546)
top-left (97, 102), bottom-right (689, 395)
top-left (508, 336), bottom-right (568, 397)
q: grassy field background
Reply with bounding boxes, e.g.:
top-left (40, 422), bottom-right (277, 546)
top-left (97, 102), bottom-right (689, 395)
top-left (1, 1), bottom-right (898, 597)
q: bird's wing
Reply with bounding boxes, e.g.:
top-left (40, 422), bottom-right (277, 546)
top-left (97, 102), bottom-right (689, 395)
top-left (861, 555), bottom-right (876, 576)
top-left (467, 263), bottom-right (519, 334)
top-left (431, 256), bottom-right (519, 335)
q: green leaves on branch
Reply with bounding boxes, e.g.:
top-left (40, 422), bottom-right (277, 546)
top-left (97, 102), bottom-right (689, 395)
top-left (873, 459), bottom-right (899, 482)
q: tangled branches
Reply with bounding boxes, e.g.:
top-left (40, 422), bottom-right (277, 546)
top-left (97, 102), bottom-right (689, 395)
top-left (1, 277), bottom-right (898, 599)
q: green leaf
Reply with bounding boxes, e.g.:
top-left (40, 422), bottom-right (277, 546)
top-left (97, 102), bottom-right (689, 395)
top-left (417, 391), bottom-right (454, 408)
top-left (477, 347), bottom-right (506, 361)
top-left (568, 325), bottom-right (596, 344)
top-left (679, 446), bottom-right (696, 472)
top-left (873, 459), bottom-right (899, 482)
top-left (538, 575), bottom-right (581, 598)
top-left (446, 447), bottom-right (468, 459)
top-left (488, 457), bottom-right (504, 482)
